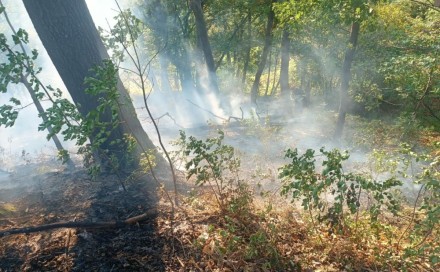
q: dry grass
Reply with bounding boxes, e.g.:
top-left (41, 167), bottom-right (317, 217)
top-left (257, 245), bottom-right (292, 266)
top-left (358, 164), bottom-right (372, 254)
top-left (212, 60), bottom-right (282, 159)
top-left (155, 185), bottom-right (440, 272)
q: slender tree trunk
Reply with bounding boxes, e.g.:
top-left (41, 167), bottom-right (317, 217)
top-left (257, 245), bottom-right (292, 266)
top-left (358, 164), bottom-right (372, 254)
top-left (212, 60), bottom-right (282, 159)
top-left (264, 50), bottom-right (272, 96)
top-left (303, 80), bottom-right (311, 107)
top-left (189, 0), bottom-right (219, 94)
top-left (271, 50), bottom-right (279, 94)
top-left (23, 0), bottom-right (165, 170)
top-left (20, 77), bottom-right (75, 168)
top-left (242, 9), bottom-right (252, 85)
top-left (158, 57), bottom-right (172, 92)
top-left (148, 0), bottom-right (194, 92)
top-left (250, 1), bottom-right (275, 104)
top-left (174, 56), bottom-right (194, 91)
top-left (334, 22), bottom-right (360, 140)
top-left (0, 1), bottom-right (74, 168)
top-left (280, 28), bottom-right (290, 94)
top-left (141, 0), bottom-right (170, 93)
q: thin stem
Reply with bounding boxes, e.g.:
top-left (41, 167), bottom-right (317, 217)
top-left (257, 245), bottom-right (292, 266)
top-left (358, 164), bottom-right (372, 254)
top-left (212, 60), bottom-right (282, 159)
top-left (114, 0), bottom-right (179, 207)
top-left (308, 208), bottom-right (323, 244)
top-left (396, 184), bottom-right (425, 250)
top-left (354, 186), bottom-right (362, 237)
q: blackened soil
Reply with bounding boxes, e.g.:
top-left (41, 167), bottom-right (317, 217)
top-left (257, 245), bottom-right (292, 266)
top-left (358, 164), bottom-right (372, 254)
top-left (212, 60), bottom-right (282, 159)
top-left (0, 167), bottom-right (176, 271)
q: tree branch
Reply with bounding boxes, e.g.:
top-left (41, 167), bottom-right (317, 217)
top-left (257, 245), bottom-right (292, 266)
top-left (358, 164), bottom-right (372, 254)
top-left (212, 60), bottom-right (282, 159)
top-left (0, 209), bottom-right (157, 238)
top-left (409, 0), bottom-right (440, 12)
top-left (186, 99), bottom-right (243, 122)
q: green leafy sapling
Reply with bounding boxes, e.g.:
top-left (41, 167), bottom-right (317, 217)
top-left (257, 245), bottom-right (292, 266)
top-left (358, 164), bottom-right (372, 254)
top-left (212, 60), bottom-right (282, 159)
top-left (279, 147), bottom-right (403, 233)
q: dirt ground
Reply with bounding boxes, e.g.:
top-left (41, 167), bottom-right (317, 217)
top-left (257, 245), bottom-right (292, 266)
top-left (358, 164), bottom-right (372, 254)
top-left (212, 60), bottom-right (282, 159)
top-left (0, 163), bottom-right (186, 271)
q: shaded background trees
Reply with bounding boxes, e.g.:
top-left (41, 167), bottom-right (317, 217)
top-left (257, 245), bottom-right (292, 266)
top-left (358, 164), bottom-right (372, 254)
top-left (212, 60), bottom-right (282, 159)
top-left (1, 0), bottom-right (438, 163)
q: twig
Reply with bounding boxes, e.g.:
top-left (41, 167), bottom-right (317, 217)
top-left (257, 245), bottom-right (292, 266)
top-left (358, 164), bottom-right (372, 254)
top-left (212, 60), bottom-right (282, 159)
top-left (409, 0), bottom-right (440, 12)
top-left (0, 0), bottom-right (75, 168)
top-left (186, 99), bottom-right (244, 122)
top-left (113, 0), bottom-right (180, 255)
top-left (396, 184), bottom-right (425, 250)
top-left (114, 1), bottom-right (179, 207)
top-left (309, 209), bottom-right (323, 244)
top-left (421, 100), bottom-right (440, 123)
top-left (414, 69), bottom-right (433, 112)
top-left (186, 99), bottom-right (227, 121)
top-left (138, 110), bottom-right (184, 128)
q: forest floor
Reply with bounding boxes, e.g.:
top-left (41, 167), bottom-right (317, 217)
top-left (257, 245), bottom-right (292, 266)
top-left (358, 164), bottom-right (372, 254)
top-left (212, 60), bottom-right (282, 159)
top-left (0, 162), bottom-right (358, 272)
top-left (0, 112), bottom-right (439, 271)
top-left (0, 163), bottom-right (176, 271)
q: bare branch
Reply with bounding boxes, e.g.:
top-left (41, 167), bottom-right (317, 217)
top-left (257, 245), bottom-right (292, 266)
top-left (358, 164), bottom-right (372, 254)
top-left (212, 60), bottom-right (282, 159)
top-left (0, 209), bottom-right (157, 237)
top-left (409, 0), bottom-right (440, 12)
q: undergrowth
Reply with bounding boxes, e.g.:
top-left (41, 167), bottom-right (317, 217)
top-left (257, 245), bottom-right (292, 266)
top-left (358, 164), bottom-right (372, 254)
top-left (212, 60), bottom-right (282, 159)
top-left (171, 130), bottom-right (440, 271)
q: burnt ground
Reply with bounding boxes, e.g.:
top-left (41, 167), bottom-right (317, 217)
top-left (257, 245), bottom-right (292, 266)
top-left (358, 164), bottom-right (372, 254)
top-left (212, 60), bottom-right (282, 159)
top-left (0, 164), bottom-right (185, 271)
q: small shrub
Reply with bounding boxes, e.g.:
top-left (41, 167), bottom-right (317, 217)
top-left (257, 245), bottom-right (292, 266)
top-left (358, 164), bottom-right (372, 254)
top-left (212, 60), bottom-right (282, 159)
top-left (279, 147), bottom-right (402, 233)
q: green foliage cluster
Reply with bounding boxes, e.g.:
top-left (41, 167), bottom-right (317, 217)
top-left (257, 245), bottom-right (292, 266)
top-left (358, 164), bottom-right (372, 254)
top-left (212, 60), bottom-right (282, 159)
top-left (279, 147), bottom-right (402, 233)
top-left (0, 22), bottom-right (39, 127)
top-left (279, 143), bottom-right (440, 267)
top-left (99, 10), bottom-right (144, 64)
top-left (73, 60), bottom-right (137, 177)
top-left (176, 130), bottom-right (289, 270)
top-left (0, 15), bottom-right (135, 179)
top-left (175, 129), bottom-right (439, 268)
top-left (176, 130), bottom-right (245, 210)
top-left (354, 1), bottom-right (439, 126)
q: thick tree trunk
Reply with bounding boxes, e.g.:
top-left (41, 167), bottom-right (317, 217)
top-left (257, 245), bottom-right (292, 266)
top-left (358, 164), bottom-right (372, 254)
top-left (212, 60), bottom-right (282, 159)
top-left (280, 28), bottom-right (290, 94)
top-left (23, 0), bottom-right (164, 170)
top-left (189, 0), bottom-right (219, 94)
top-left (250, 1), bottom-right (275, 104)
top-left (334, 22), bottom-right (360, 140)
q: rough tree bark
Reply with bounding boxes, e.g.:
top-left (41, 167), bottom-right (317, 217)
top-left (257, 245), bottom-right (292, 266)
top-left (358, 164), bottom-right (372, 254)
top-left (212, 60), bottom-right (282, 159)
top-left (334, 22), bottom-right (360, 140)
top-left (250, 0), bottom-right (275, 104)
top-left (189, 0), bottom-right (219, 94)
top-left (22, 0), bottom-right (164, 170)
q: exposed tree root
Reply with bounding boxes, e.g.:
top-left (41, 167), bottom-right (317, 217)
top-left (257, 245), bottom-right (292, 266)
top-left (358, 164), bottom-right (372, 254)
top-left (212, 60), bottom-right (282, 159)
top-left (0, 209), bottom-right (157, 238)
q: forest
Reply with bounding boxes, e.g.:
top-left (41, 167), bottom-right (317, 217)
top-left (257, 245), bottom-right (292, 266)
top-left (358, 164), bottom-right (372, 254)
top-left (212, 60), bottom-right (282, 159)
top-left (0, 0), bottom-right (439, 271)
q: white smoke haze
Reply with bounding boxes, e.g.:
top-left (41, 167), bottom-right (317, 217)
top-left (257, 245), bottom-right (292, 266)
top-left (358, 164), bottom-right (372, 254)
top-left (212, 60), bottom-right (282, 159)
top-left (0, 0), bottom-right (423, 199)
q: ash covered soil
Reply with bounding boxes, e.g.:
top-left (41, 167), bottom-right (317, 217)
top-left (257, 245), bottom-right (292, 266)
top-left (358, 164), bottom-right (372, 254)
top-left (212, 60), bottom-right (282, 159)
top-left (0, 164), bottom-right (183, 271)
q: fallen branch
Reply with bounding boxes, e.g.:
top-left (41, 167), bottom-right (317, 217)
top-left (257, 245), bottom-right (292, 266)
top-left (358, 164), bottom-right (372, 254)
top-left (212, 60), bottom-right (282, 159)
top-left (186, 99), bottom-right (244, 122)
top-left (0, 209), bottom-right (157, 238)
top-left (139, 111), bottom-right (184, 128)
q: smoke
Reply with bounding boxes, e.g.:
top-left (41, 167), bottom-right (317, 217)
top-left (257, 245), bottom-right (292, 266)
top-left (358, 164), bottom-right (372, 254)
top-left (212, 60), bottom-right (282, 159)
top-left (0, 1), bottom-right (424, 200)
